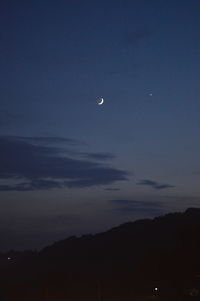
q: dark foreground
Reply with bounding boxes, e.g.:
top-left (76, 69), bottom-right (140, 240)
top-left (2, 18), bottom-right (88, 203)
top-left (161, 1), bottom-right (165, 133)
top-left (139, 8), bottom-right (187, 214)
top-left (1, 208), bottom-right (200, 300)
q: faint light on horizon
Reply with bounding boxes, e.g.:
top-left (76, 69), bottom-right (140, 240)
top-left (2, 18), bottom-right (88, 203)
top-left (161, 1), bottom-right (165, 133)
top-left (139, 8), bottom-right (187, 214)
top-left (8, 257), bottom-right (11, 260)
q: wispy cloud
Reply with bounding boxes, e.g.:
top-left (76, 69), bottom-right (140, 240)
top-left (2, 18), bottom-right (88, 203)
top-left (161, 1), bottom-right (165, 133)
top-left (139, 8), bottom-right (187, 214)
top-left (0, 136), bottom-right (129, 191)
top-left (137, 179), bottom-right (175, 190)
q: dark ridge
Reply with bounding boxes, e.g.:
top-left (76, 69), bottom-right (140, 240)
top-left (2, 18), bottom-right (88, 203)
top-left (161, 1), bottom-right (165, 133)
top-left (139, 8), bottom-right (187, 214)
top-left (1, 208), bottom-right (200, 300)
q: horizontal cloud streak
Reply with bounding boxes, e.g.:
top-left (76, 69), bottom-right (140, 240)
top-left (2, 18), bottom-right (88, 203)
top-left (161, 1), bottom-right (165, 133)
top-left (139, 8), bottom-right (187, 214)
top-left (137, 179), bottom-right (175, 190)
top-left (0, 136), bottom-right (128, 191)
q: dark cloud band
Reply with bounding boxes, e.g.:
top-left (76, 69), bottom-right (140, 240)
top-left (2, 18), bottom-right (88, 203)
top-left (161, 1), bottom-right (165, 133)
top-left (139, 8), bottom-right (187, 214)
top-left (0, 136), bottom-right (128, 191)
top-left (137, 179), bottom-right (175, 190)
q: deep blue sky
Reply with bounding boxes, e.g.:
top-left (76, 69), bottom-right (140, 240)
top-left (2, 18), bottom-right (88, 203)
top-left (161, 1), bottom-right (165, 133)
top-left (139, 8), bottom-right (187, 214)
top-left (1, 0), bottom-right (200, 250)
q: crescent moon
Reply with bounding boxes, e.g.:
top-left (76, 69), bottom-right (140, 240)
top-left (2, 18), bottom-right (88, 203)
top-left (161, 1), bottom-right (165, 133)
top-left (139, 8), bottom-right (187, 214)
top-left (98, 98), bottom-right (104, 105)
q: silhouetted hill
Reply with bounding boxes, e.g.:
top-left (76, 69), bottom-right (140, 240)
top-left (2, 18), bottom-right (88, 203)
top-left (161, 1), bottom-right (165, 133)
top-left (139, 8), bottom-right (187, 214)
top-left (1, 208), bottom-right (200, 300)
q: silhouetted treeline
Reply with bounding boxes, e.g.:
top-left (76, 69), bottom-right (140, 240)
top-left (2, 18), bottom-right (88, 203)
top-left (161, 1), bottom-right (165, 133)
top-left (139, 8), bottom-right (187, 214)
top-left (1, 208), bottom-right (200, 300)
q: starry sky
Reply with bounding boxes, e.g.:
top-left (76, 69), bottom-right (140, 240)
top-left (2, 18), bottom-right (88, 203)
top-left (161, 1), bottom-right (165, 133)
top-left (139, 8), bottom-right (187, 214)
top-left (1, 0), bottom-right (200, 251)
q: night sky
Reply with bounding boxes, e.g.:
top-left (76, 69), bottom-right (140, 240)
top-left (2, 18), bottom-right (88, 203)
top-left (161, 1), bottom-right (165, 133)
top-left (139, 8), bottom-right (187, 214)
top-left (1, 0), bottom-right (200, 251)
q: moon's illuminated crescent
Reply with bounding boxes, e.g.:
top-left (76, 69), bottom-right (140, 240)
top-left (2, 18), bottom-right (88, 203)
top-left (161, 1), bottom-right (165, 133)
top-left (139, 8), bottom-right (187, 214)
top-left (98, 98), bottom-right (104, 105)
